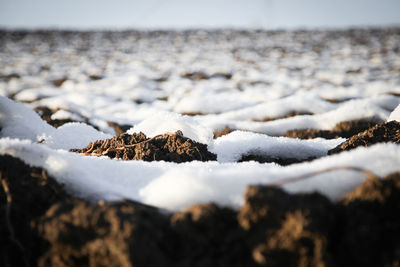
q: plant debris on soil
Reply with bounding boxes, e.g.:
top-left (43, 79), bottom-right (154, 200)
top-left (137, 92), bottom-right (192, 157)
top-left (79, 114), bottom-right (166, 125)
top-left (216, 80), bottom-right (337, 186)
top-left (284, 119), bottom-right (379, 139)
top-left (1, 154), bottom-right (399, 267)
top-left (70, 131), bottom-right (217, 163)
top-left (328, 120), bottom-right (400, 154)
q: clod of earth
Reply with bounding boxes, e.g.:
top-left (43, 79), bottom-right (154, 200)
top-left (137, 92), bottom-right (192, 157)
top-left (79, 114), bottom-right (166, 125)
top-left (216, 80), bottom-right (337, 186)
top-left (70, 131), bottom-right (217, 163)
top-left (328, 120), bottom-right (400, 154)
top-left (284, 119), bottom-right (379, 139)
top-left (0, 155), bottom-right (69, 267)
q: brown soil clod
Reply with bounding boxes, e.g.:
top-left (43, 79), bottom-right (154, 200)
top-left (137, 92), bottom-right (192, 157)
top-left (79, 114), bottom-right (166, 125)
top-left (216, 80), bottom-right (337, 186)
top-left (238, 184), bottom-right (335, 266)
top-left (51, 77), bottom-right (68, 87)
top-left (70, 131), bottom-right (217, 162)
top-left (334, 172), bottom-right (400, 267)
top-left (284, 119), bottom-right (379, 139)
top-left (0, 155), bottom-right (69, 267)
top-left (328, 120), bottom-right (400, 154)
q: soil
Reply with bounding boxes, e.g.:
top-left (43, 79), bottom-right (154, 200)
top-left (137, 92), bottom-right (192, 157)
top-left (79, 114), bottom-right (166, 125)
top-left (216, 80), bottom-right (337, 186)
top-left (284, 119), bottom-right (379, 139)
top-left (34, 107), bottom-right (76, 128)
top-left (0, 155), bottom-right (69, 267)
top-left (239, 154), bottom-right (316, 166)
top-left (34, 106), bottom-right (131, 135)
top-left (181, 71), bottom-right (232, 81)
top-left (70, 131), bottom-right (217, 163)
top-left (252, 111), bottom-right (314, 123)
top-left (2, 154), bottom-right (399, 267)
top-left (328, 120), bottom-right (400, 154)
top-left (213, 126), bottom-right (234, 139)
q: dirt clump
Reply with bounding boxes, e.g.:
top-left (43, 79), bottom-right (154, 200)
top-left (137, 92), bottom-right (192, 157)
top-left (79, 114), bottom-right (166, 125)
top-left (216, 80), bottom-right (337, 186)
top-left (0, 155), bottom-right (69, 267)
top-left (51, 77), bottom-right (68, 87)
top-left (70, 131), bottom-right (217, 163)
top-left (328, 120), bottom-right (400, 154)
top-left (284, 119), bottom-right (378, 139)
top-left (170, 203), bottom-right (251, 267)
top-left (35, 199), bottom-right (174, 267)
top-left (238, 185), bottom-right (334, 266)
top-left (334, 172), bottom-right (400, 266)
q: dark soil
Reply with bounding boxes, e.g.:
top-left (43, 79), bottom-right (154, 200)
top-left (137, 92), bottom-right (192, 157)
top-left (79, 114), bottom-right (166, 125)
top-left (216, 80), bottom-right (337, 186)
top-left (34, 106), bottom-right (131, 135)
top-left (239, 154), bottom-right (316, 166)
top-left (70, 131), bottom-right (217, 163)
top-left (51, 77), bottom-right (68, 87)
top-left (34, 107), bottom-right (76, 128)
top-left (1, 154), bottom-right (400, 266)
top-left (284, 119), bottom-right (379, 139)
top-left (181, 71), bottom-right (232, 81)
top-left (0, 155), bottom-right (69, 267)
top-left (106, 121), bottom-right (132, 136)
top-left (328, 120), bottom-right (400, 154)
top-left (252, 111), bottom-right (314, 123)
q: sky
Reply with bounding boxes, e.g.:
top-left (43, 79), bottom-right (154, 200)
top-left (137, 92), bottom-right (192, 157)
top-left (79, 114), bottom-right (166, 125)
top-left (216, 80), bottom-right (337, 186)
top-left (0, 0), bottom-right (399, 29)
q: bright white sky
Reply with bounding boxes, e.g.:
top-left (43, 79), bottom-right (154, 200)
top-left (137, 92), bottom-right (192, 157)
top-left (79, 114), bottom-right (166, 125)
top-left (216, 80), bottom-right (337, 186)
top-left (0, 0), bottom-right (399, 29)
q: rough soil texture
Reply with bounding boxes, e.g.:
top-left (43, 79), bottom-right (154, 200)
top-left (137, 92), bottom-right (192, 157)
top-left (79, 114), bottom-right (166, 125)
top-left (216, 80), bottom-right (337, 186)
top-left (328, 120), bottom-right (400, 154)
top-left (0, 155), bottom-right (69, 267)
top-left (284, 119), bottom-right (379, 139)
top-left (70, 131), bottom-right (217, 163)
top-left (1, 154), bottom-right (400, 267)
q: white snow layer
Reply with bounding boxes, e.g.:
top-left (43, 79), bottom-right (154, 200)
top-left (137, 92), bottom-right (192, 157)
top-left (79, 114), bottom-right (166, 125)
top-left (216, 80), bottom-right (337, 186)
top-left (0, 96), bottom-right (112, 149)
top-left (127, 111), bottom-right (214, 146)
top-left (211, 130), bottom-right (345, 162)
top-left (388, 104), bottom-right (400, 122)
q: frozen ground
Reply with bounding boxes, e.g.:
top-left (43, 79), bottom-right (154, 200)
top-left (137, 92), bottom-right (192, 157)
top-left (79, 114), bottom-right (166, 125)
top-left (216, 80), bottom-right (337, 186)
top-left (1, 29), bottom-right (400, 210)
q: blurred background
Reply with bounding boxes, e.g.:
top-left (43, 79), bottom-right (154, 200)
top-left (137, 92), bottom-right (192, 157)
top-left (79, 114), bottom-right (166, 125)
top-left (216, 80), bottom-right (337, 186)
top-left (0, 0), bottom-right (399, 30)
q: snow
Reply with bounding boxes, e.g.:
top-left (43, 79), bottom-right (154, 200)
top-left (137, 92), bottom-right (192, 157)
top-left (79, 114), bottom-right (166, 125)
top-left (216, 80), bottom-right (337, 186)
top-left (1, 30), bottom-right (400, 211)
top-left (127, 111), bottom-right (214, 146)
top-left (388, 104), bottom-right (400, 122)
top-left (211, 130), bottom-right (345, 162)
top-left (0, 96), bottom-right (112, 150)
